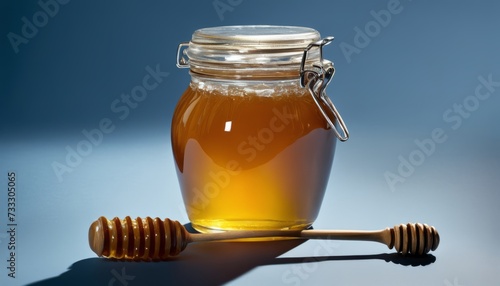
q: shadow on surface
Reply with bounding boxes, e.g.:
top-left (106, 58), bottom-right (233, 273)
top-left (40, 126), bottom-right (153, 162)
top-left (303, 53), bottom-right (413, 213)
top-left (27, 224), bottom-right (436, 286)
top-left (28, 251), bottom-right (436, 286)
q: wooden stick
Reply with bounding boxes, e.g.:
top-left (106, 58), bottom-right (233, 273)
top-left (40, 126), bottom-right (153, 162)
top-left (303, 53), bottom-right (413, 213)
top-left (89, 216), bottom-right (439, 261)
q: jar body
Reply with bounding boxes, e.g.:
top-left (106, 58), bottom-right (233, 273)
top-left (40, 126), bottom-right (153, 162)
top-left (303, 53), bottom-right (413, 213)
top-left (171, 76), bottom-right (336, 232)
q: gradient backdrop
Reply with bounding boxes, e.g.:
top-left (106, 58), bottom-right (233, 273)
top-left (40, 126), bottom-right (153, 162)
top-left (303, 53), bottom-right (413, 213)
top-left (1, 0), bottom-right (500, 285)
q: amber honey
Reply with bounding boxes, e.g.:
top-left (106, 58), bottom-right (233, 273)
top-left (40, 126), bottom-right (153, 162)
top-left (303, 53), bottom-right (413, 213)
top-left (171, 78), bottom-right (336, 232)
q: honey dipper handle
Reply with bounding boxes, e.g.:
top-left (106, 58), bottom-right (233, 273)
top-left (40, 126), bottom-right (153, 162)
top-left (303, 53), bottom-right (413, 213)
top-left (298, 229), bottom-right (390, 245)
top-left (189, 229), bottom-right (387, 245)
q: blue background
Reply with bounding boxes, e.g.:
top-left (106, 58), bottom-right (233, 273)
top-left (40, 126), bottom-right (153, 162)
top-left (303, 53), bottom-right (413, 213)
top-left (1, 0), bottom-right (499, 285)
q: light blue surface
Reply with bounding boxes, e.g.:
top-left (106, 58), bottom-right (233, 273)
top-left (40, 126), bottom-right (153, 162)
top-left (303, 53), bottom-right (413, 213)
top-left (1, 0), bottom-right (500, 285)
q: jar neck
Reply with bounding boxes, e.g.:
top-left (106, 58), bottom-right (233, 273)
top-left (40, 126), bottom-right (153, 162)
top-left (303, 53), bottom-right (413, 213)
top-left (190, 73), bottom-right (306, 96)
top-left (189, 66), bottom-right (302, 80)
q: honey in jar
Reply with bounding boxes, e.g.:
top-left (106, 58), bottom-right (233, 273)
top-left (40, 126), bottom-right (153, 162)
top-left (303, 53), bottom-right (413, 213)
top-left (172, 26), bottom-right (349, 232)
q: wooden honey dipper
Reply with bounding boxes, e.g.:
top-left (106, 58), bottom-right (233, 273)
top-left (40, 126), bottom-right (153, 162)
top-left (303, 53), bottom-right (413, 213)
top-left (88, 216), bottom-right (440, 260)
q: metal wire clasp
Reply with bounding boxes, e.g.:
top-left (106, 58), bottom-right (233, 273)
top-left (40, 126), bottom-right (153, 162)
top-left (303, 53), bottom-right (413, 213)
top-left (300, 37), bottom-right (349, 142)
top-left (176, 42), bottom-right (190, 68)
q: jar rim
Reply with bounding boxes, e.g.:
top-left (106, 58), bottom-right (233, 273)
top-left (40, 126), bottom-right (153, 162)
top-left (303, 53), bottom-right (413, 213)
top-left (191, 25), bottom-right (320, 47)
top-left (180, 25), bottom-right (323, 80)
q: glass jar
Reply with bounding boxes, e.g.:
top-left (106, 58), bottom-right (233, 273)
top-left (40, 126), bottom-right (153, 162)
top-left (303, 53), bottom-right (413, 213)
top-left (172, 26), bottom-right (349, 232)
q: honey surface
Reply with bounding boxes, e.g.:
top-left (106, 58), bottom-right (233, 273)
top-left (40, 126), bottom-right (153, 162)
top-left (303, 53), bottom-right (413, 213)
top-left (172, 80), bottom-right (336, 231)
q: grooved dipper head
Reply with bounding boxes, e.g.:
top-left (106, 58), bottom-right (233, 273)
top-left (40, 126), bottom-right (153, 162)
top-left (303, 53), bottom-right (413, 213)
top-left (88, 216), bottom-right (189, 260)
